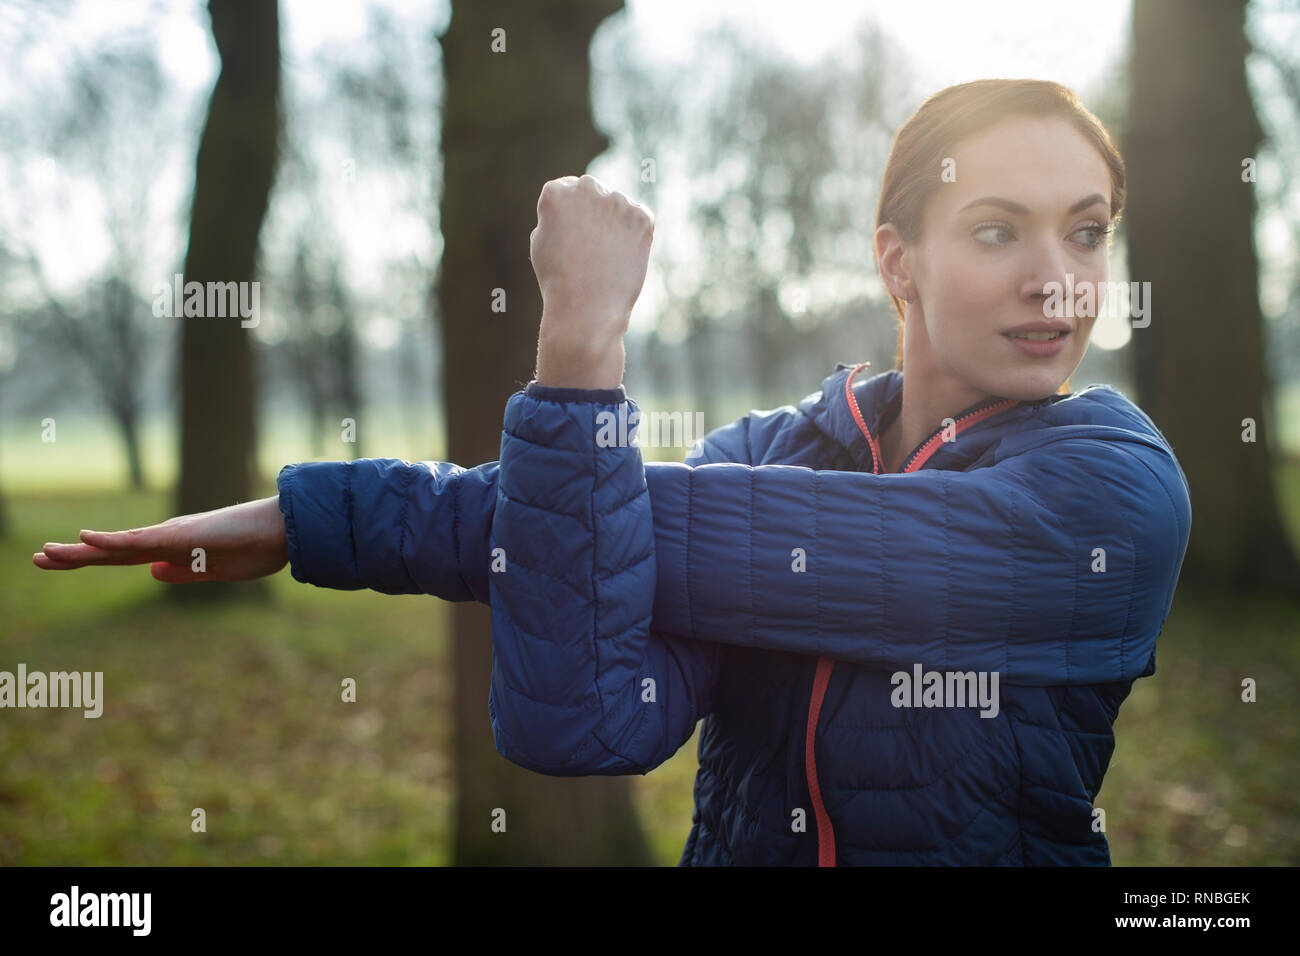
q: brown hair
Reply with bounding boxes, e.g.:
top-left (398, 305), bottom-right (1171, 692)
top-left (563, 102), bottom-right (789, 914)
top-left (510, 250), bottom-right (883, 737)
top-left (874, 79), bottom-right (1126, 395)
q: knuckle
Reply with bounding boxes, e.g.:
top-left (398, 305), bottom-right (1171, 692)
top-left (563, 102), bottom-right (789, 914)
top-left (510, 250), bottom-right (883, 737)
top-left (538, 178), bottom-right (567, 205)
top-left (580, 173), bottom-right (611, 196)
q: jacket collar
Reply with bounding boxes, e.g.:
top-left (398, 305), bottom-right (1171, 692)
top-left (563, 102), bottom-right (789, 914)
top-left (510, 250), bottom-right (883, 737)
top-left (798, 362), bottom-right (1052, 473)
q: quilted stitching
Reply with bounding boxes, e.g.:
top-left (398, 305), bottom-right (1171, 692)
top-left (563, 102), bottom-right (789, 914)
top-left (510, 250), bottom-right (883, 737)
top-left (276, 365), bottom-right (1189, 866)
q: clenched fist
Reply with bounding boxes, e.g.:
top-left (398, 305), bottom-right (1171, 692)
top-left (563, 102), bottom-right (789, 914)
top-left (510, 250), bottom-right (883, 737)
top-left (531, 174), bottom-right (654, 390)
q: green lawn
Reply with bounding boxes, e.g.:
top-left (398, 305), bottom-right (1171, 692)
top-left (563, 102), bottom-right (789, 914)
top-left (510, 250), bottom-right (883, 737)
top-left (0, 488), bottom-right (700, 865)
top-left (1, 479), bottom-right (1297, 865)
top-left (1097, 591), bottom-right (1300, 865)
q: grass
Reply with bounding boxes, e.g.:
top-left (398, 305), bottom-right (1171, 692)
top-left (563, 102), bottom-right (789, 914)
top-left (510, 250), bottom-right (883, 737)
top-left (2, 491), bottom-right (453, 864)
top-left (1, 471), bottom-right (1297, 865)
top-left (1097, 592), bottom-right (1300, 865)
top-left (0, 488), bottom-right (702, 865)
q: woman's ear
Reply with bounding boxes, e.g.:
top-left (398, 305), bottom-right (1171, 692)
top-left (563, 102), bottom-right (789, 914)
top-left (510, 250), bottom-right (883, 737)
top-left (875, 222), bottom-right (915, 304)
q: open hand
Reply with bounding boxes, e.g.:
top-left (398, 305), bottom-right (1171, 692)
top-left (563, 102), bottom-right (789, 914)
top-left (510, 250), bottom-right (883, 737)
top-left (33, 495), bottom-right (288, 583)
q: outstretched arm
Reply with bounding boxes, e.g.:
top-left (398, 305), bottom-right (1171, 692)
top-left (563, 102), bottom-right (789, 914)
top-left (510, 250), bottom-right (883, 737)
top-left (34, 404), bottom-right (1190, 688)
top-left (32, 461), bottom-right (497, 600)
top-left (640, 434), bottom-right (1192, 686)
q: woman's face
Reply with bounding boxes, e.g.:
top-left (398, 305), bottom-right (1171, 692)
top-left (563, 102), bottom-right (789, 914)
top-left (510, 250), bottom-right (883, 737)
top-left (889, 114), bottom-right (1113, 401)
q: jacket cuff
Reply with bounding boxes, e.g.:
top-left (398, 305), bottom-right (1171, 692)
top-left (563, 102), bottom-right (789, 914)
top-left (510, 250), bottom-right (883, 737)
top-left (524, 379), bottom-right (627, 404)
top-left (277, 464), bottom-right (306, 583)
top-left (276, 461), bottom-right (361, 590)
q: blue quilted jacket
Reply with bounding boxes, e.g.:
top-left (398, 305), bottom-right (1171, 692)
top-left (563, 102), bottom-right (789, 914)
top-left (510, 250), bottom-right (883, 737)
top-left (276, 361), bottom-right (1191, 866)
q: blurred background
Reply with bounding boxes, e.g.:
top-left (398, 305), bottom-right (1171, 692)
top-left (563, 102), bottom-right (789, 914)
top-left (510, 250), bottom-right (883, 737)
top-left (0, 0), bottom-right (1296, 865)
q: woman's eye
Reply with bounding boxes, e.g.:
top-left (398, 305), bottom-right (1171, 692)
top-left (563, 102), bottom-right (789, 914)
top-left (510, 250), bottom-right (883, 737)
top-left (1072, 224), bottom-right (1111, 249)
top-left (972, 222), bottom-right (1112, 249)
top-left (972, 223), bottom-right (1015, 245)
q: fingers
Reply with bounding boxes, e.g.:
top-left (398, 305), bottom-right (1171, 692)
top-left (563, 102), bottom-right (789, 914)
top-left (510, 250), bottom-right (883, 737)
top-left (30, 525), bottom-right (188, 568)
top-left (33, 551), bottom-right (85, 570)
top-left (580, 173), bottom-right (609, 196)
top-left (539, 176), bottom-right (580, 216)
top-left (32, 547), bottom-right (222, 583)
top-left (34, 541), bottom-right (178, 569)
top-left (79, 527), bottom-right (178, 551)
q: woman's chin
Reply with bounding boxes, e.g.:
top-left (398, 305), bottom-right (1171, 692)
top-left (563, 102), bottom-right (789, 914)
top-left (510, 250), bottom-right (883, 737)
top-left (976, 365), bottom-right (1071, 401)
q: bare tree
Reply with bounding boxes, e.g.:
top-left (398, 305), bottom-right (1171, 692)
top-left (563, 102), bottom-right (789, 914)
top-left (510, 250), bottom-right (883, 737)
top-left (0, 42), bottom-right (174, 489)
top-left (176, 0), bottom-right (280, 579)
top-left (1126, 0), bottom-right (1298, 591)
top-left (439, 0), bottom-right (653, 866)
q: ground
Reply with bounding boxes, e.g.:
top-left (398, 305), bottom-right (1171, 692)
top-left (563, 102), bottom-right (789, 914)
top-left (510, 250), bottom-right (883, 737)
top-left (1, 460), bottom-right (1297, 865)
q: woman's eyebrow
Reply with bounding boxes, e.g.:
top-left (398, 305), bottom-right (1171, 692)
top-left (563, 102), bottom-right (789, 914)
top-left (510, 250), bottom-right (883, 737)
top-left (958, 193), bottom-right (1108, 216)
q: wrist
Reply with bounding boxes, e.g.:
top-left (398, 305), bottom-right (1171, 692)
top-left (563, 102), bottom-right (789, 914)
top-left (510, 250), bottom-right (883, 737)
top-left (535, 319), bottom-right (625, 389)
top-left (259, 494), bottom-right (288, 558)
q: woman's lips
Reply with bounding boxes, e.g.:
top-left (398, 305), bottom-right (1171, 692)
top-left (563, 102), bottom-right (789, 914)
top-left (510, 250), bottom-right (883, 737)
top-left (1003, 329), bottom-right (1070, 357)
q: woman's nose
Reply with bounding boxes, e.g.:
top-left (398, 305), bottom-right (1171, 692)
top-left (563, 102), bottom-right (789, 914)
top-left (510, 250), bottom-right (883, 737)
top-left (1020, 237), bottom-right (1073, 315)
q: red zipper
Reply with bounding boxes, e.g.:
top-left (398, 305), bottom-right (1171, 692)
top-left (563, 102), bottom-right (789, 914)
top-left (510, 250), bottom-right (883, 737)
top-left (801, 361), bottom-right (1021, 866)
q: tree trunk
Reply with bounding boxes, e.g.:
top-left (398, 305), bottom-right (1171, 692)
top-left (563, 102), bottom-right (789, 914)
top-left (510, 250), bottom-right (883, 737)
top-left (305, 369), bottom-right (327, 459)
top-left (329, 266), bottom-right (363, 460)
top-left (685, 307), bottom-right (719, 431)
top-left (114, 404), bottom-right (145, 491)
top-left (439, 0), bottom-right (654, 865)
top-left (1126, 0), bottom-right (1298, 592)
top-left (751, 283), bottom-right (787, 407)
top-left (176, 0), bottom-right (280, 601)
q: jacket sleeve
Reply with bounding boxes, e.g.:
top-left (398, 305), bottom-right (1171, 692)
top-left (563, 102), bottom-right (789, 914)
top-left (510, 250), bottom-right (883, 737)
top-left (276, 457), bottom-right (498, 602)
top-left (272, 402), bottom-right (774, 602)
top-left (640, 434), bottom-right (1192, 686)
top-left (486, 382), bottom-right (725, 776)
top-left (278, 394), bottom-right (1187, 691)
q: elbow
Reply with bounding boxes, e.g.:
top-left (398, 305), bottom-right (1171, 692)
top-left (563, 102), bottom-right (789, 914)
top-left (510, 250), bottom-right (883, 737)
top-left (491, 717), bottom-right (596, 777)
top-left (486, 686), bottom-right (655, 775)
top-left (488, 690), bottom-right (650, 776)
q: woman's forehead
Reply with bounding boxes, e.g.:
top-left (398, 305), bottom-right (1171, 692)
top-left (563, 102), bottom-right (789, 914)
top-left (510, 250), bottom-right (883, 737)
top-left (932, 120), bottom-right (1112, 218)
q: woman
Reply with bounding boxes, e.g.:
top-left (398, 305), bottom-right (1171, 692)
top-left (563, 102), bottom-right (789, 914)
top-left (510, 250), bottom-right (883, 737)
top-left (35, 79), bottom-right (1191, 866)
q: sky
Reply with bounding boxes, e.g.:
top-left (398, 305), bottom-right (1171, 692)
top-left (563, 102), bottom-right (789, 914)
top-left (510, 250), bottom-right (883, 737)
top-left (622, 0), bottom-right (1131, 90)
top-left (3, 0), bottom-right (1293, 358)
top-left (131, 0), bottom-right (1136, 96)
